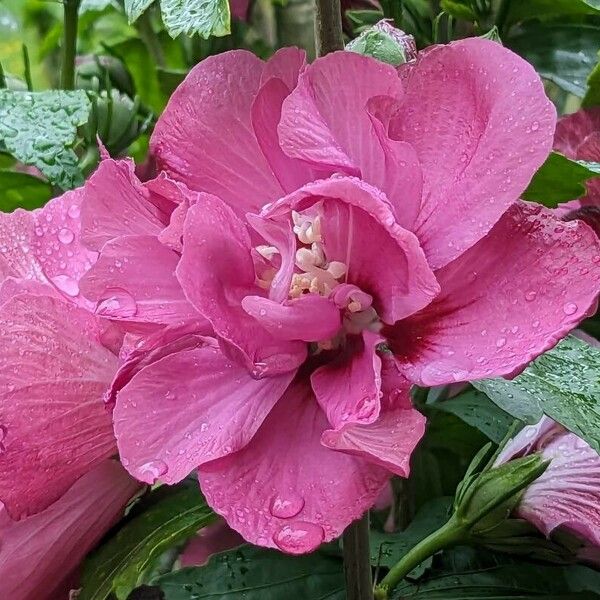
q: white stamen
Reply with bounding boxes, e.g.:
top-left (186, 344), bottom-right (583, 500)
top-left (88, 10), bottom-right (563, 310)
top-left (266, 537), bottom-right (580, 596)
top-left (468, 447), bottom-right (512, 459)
top-left (327, 261), bottom-right (347, 280)
top-left (256, 245), bottom-right (279, 261)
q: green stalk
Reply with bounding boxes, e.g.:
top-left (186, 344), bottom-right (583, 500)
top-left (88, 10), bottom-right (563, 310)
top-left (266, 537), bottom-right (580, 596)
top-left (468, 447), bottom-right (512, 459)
top-left (374, 515), bottom-right (468, 600)
top-left (61, 0), bottom-right (81, 90)
top-left (135, 9), bottom-right (166, 69)
top-left (343, 513), bottom-right (374, 600)
top-left (314, 0), bottom-right (344, 57)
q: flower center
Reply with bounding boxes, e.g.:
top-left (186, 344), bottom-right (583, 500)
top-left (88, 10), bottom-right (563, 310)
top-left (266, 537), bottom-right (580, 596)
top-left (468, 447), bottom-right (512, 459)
top-left (255, 208), bottom-right (381, 350)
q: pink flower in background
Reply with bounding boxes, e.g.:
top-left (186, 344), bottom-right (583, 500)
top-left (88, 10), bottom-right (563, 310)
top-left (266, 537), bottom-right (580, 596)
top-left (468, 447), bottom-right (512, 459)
top-left (0, 461), bottom-right (139, 600)
top-left (63, 38), bottom-right (600, 554)
top-left (554, 108), bottom-right (600, 234)
top-left (496, 417), bottom-right (600, 564)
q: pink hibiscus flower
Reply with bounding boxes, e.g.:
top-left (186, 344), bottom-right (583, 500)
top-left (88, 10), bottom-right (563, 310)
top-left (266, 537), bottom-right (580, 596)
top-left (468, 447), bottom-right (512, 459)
top-left (495, 417), bottom-right (600, 565)
top-left (72, 39), bottom-right (600, 554)
top-left (553, 107), bottom-right (600, 233)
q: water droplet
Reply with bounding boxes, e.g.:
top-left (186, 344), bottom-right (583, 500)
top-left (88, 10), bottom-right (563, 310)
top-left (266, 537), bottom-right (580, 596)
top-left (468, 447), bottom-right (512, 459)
top-left (269, 492), bottom-right (305, 519)
top-left (67, 204), bottom-right (81, 219)
top-left (51, 274), bottom-right (79, 297)
top-left (562, 302), bottom-right (577, 315)
top-left (530, 121), bottom-right (539, 131)
top-left (496, 337), bottom-right (507, 348)
top-left (138, 459), bottom-right (168, 482)
top-left (525, 291), bottom-right (537, 302)
top-left (95, 288), bottom-right (138, 318)
top-left (272, 521), bottom-right (324, 554)
top-left (58, 228), bottom-right (74, 245)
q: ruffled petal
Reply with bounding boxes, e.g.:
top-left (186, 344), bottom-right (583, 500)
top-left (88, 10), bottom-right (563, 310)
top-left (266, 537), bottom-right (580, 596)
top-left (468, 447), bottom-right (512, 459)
top-left (114, 338), bottom-right (296, 485)
top-left (0, 461), bottom-right (139, 600)
top-left (0, 294), bottom-right (118, 518)
top-left (199, 380), bottom-right (389, 553)
top-left (80, 234), bottom-right (201, 330)
top-left (390, 38), bottom-right (556, 269)
top-left (151, 50), bottom-right (283, 215)
top-left (311, 330), bottom-right (383, 429)
top-left (388, 202), bottom-right (600, 386)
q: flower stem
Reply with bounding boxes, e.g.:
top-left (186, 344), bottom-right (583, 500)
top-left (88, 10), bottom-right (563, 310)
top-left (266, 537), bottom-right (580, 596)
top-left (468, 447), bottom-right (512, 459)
top-left (135, 10), bottom-right (166, 69)
top-left (61, 0), bottom-right (81, 90)
top-left (374, 515), bottom-right (468, 600)
top-left (343, 512), bottom-right (374, 600)
top-left (314, 0), bottom-right (344, 57)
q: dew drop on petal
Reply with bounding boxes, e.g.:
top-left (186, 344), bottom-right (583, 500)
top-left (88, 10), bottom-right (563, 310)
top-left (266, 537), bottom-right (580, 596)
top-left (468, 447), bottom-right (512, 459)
top-left (525, 291), bottom-right (537, 302)
top-left (58, 228), bottom-right (75, 245)
top-left (138, 459), bottom-right (168, 482)
top-left (51, 274), bottom-right (80, 297)
top-left (269, 492), bottom-right (305, 519)
top-left (67, 204), bottom-right (81, 219)
top-left (272, 521), bottom-right (324, 554)
top-left (95, 288), bottom-right (138, 318)
top-left (562, 302), bottom-right (577, 315)
top-left (496, 337), bottom-right (507, 348)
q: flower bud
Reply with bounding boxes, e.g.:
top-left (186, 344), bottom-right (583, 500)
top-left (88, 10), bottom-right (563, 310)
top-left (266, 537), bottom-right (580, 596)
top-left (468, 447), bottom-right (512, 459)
top-left (75, 55), bottom-right (134, 96)
top-left (345, 19), bottom-right (417, 67)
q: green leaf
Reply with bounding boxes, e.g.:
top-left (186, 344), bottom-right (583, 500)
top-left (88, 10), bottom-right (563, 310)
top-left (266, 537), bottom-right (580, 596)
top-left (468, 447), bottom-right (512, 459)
top-left (507, 24), bottom-right (600, 97)
top-left (153, 545), bottom-right (346, 599)
top-left (473, 336), bottom-right (600, 454)
top-left (80, 0), bottom-right (120, 13)
top-left (0, 170), bottom-right (52, 211)
top-left (507, 0), bottom-right (600, 23)
top-left (522, 152), bottom-right (600, 207)
top-left (394, 546), bottom-right (600, 598)
top-left (432, 389), bottom-right (515, 443)
top-left (583, 53), bottom-right (600, 108)
top-left (125, 0), bottom-right (231, 38)
top-left (440, 0), bottom-right (476, 21)
top-left (370, 497), bottom-right (452, 574)
top-left (79, 484), bottom-right (217, 600)
top-left (0, 90), bottom-right (90, 189)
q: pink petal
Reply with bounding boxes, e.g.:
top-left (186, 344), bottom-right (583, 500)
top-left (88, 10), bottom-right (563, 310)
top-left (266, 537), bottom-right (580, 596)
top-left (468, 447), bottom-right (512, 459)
top-left (199, 379), bottom-right (390, 553)
top-left (81, 159), bottom-right (167, 252)
top-left (263, 176), bottom-right (440, 324)
top-left (278, 51), bottom-right (403, 178)
top-left (388, 202), bottom-right (600, 386)
top-left (0, 209), bottom-right (39, 282)
top-left (114, 338), bottom-right (295, 484)
top-left (151, 51), bottom-right (283, 216)
top-left (554, 107), bottom-right (600, 159)
top-left (180, 521), bottom-right (243, 567)
top-left (311, 330), bottom-right (383, 429)
top-left (0, 461), bottom-right (139, 600)
top-left (80, 234), bottom-right (200, 329)
top-left (321, 353), bottom-right (426, 477)
top-left (390, 38), bottom-right (556, 269)
top-left (242, 294), bottom-right (341, 342)
top-left (177, 199), bottom-right (306, 376)
top-left (518, 428), bottom-right (600, 547)
top-left (260, 47), bottom-right (306, 89)
top-left (0, 293), bottom-right (118, 518)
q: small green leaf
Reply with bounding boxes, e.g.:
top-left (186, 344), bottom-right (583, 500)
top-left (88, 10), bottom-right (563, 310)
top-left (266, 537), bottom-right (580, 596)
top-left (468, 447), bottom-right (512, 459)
top-left (125, 0), bottom-right (231, 38)
top-left (507, 24), bottom-right (600, 97)
top-left (440, 0), bottom-right (476, 21)
top-left (432, 389), bottom-right (515, 443)
top-left (0, 170), bottom-right (52, 212)
top-left (153, 545), bottom-right (346, 599)
top-left (0, 90), bottom-right (90, 190)
top-left (79, 484), bottom-right (217, 600)
top-left (473, 336), bottom-right (600, 454)
top-left (508, 0), bottom-right (600, 23)
top-left (522, 152), bottom-right (600, 207)
top-left (370, 497), bottom-right (452, 574)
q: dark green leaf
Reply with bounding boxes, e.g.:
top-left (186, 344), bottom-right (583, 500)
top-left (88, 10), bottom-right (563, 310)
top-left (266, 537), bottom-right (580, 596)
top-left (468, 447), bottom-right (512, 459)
top-left (370, 497), bottom-right (452, 575)
top-left (583, 53), bottom-right (600, 108)
top-left (508, 0), bottom-right (600, 23)
top-left (508, 24), bottom-right (600, 97)
top-left (522, 152), bottom-right (600, 207)
top-left (153, 545), bottom-right (345, 599)
top-left (0, 170), bottom-right (52, 211)
top-left (473, 336), bottom-right (600, 454)
top-left (79, 484), bottom-right (217, 600)
top-left (394, 546), bottom-right (600, 598)
top-left (0, 90), bottom-right (90, 189)
top-left (440, 0), bottom-right (476, 21)
top-left (432, 390), bottom-right (516, 443)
